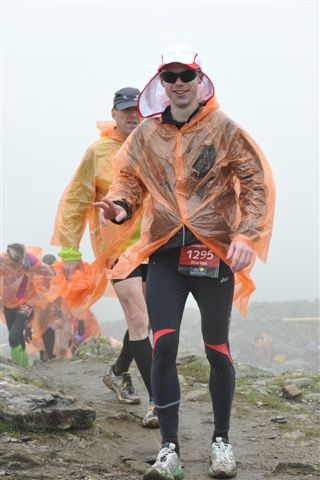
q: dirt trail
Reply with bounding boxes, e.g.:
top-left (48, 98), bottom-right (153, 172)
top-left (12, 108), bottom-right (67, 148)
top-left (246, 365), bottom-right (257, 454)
top-left (1, 355), bottom-right (318, 480)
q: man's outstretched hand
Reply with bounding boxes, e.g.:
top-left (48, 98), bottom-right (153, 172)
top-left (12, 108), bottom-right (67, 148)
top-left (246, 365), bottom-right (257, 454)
top-left (93, 199), bottom-right (128, 225)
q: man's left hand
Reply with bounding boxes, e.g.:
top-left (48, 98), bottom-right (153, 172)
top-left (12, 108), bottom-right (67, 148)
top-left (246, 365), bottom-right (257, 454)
top-left (227, 239), bottom-right (253, 272)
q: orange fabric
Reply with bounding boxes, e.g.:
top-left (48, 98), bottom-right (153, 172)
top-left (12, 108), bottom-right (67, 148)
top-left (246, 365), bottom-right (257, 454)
top-left (0, 247), bottom-right (53, 309)
top-left (91, 96), bottom-right (275, 316)
top-left (47, 261), bottom-right (96, 310)
top-left (75, 308), bottom-right (102, 339)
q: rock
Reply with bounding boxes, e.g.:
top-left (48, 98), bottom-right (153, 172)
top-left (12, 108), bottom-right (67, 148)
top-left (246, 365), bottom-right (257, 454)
top-left (273, 462), bottom-right (318, 475)
top-left (283, 377), bottom-right (313, 388)
top-left (283, 431), bottom-right (305, 440)
top-left (305, 393), bottom-right (320, 403)
top-left (185, 389), bottom-right (209, 402)
top-left (0, 449), bottom-right (42, 469)
top-left (0, 377), bottom-right (95, 432)
top-left (270, 415), bottom-right (287, 424)
top-left (124, 459), bottom-right (149, 474)
top-left (282, 383), bottom-right (303, 398)
top-left (178, 374), bottom-right (187, 387)
top-left (235, 363), bottom-right (273, 379)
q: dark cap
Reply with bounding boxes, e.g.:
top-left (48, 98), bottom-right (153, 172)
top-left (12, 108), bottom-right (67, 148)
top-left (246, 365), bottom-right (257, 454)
top-left (113, 87), bottom-right (140, 110)
top-left (42, 254), bottom-right (57, 266)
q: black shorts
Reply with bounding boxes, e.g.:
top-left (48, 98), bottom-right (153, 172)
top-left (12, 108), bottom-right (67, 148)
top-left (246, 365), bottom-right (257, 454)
top-left (112, 263), bottom-right (148, 284)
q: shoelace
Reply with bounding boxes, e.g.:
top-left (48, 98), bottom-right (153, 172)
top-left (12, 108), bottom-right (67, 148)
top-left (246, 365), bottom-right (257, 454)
top-left (121, 374), bottom-right (135, 394)
top-left (214, 442), bottom-right (231, 462)
top-left (157, 450), bottom-right (172, 465)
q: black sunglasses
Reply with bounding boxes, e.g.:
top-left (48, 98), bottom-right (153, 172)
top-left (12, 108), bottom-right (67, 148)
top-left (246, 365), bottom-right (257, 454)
top-left (160, 69), bottom-right (199, 84)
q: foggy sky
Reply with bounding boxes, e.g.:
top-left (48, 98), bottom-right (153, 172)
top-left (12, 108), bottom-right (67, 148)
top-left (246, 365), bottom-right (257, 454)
top-left (2, 1), bottom-right (319, 305)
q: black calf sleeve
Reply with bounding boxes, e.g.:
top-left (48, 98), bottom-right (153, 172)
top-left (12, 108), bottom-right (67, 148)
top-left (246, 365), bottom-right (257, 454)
top-left (205, 347), bottom-right (235, 441)
top-left (129, 336), bottom-right (153, 400)
top-left (113, 330), bottom-right (133, 375)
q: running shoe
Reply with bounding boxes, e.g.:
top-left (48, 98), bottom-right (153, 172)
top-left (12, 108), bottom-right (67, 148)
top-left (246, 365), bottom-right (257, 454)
top-left (142, 401), bottom-right (160, 428)
top-left (208, 437), bottom-right (237, 478)
top-left (143, 442), bottom-right (184, 480)
top-left (103, 366), bottom-right (141, 404)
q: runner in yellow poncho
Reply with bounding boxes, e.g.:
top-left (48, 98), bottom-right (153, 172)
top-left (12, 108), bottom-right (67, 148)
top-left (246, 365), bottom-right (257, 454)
top-left (51, 87), bottom-right (158, 428)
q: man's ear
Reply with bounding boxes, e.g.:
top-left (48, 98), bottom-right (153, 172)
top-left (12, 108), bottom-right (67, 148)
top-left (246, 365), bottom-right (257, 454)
top-left (111, 108), bottom-right (116, 120)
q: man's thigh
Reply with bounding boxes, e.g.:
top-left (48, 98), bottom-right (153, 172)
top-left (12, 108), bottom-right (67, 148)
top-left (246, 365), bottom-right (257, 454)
top-left (146, 259), bottom-right (189, 333)
top-left (189, 261), bottom-right (234, 344)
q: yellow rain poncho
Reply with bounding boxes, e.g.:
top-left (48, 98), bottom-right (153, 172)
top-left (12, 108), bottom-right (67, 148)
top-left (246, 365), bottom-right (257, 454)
top-left (51, 121), bottom-right (128, 257)
top-left (94, 96), bottom-right (275, 315)
top-left (51, 122), bottom-right (142, 305)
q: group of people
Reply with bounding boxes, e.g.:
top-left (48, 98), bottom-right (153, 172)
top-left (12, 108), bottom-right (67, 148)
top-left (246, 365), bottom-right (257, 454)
top-left (0, 245), bottom-right (101, 366)
top-left (2, 43), bottom-right (275, 479)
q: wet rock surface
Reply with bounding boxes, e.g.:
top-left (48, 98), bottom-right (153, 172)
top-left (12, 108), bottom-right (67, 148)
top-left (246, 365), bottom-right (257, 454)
top-left (0, 358), bottom-right (95, 432)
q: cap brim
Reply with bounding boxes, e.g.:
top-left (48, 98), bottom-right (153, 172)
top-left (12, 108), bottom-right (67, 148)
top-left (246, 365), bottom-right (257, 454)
top-left (114, 101), bottom-right (138, 110)
top-left (158, 62), bottom-right (200, 72)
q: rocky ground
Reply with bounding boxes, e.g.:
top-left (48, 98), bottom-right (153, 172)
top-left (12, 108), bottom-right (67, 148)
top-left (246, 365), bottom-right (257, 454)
top-left (0, 345), bottom-right (319, 480)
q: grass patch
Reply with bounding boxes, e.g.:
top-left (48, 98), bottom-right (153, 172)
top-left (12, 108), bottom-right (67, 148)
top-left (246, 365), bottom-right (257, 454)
top-left (177, 359), bottom-right (209, 385)
top-left (9, 371), bottom-right (48, 389)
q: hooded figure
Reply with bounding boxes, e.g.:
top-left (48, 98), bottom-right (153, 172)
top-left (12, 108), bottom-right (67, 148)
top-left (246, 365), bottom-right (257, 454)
top-left (94, 43), bottom-right (275, 480)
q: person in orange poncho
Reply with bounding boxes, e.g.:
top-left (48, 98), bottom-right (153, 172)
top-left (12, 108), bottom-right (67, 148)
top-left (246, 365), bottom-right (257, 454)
top-left (95, 44), bottom-right (275, 480)
top-left (32, 254), bottom-right (74, 361)
top-left (51, 87), bottom-right (158, 428)
top-left (0, 243), bottom-right (53, 367)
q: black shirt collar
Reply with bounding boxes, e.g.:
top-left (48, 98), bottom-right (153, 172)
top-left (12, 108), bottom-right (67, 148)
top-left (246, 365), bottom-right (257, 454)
top-left (162, 104), bottom-right (202, 129)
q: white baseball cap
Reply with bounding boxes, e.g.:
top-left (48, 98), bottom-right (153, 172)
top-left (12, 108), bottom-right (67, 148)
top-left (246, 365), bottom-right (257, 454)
top-left (138, 43), bottom-right (214, 118)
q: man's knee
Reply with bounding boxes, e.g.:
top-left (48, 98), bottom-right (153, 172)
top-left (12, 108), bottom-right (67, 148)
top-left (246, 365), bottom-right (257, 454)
top-left (205, 345), bottom-right (233, 368)
top-left (154, 331), bottom-right (179, 359)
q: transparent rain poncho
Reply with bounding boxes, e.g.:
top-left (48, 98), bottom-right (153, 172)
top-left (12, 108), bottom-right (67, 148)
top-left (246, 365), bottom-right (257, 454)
top-left (92, 96), bottom-right (275, 315)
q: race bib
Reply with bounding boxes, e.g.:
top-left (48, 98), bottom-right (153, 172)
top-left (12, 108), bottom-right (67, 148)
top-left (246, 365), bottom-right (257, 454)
top-left (178, 244), bottom-right (220, 278)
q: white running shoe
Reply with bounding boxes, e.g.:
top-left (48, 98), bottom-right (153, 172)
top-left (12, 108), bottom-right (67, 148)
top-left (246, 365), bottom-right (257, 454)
top-left (208, 437), bottom-right (237, 478)
top-left (143, 443), bottom-right (184, 480)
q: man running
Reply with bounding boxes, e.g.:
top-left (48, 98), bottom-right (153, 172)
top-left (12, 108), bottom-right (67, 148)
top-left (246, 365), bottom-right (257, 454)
top-left (51, 87), bottom-right (158, 428)
top-left (95, 44), bottom-right (275, 479)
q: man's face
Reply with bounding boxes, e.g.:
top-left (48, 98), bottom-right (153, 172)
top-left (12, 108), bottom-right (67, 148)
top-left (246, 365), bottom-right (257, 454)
top-left (112, 106), bottom-right (141, 138)
top-left (160, 62), bottom-right (202, 109)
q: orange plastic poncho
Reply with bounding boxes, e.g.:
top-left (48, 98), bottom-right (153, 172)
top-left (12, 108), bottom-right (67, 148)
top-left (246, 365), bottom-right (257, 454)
top-left (72, 308), bottom-right (102, 340)
top-left (47, 261), bottom-right (96, 310)
top-left (93, 97), bottom-right (275, 315)
top-left (0, 247), bottom-right (53, 310)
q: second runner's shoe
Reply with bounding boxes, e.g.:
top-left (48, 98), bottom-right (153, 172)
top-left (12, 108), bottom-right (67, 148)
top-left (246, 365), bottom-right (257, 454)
top-left (103, 366), bottom-right (141, 404)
